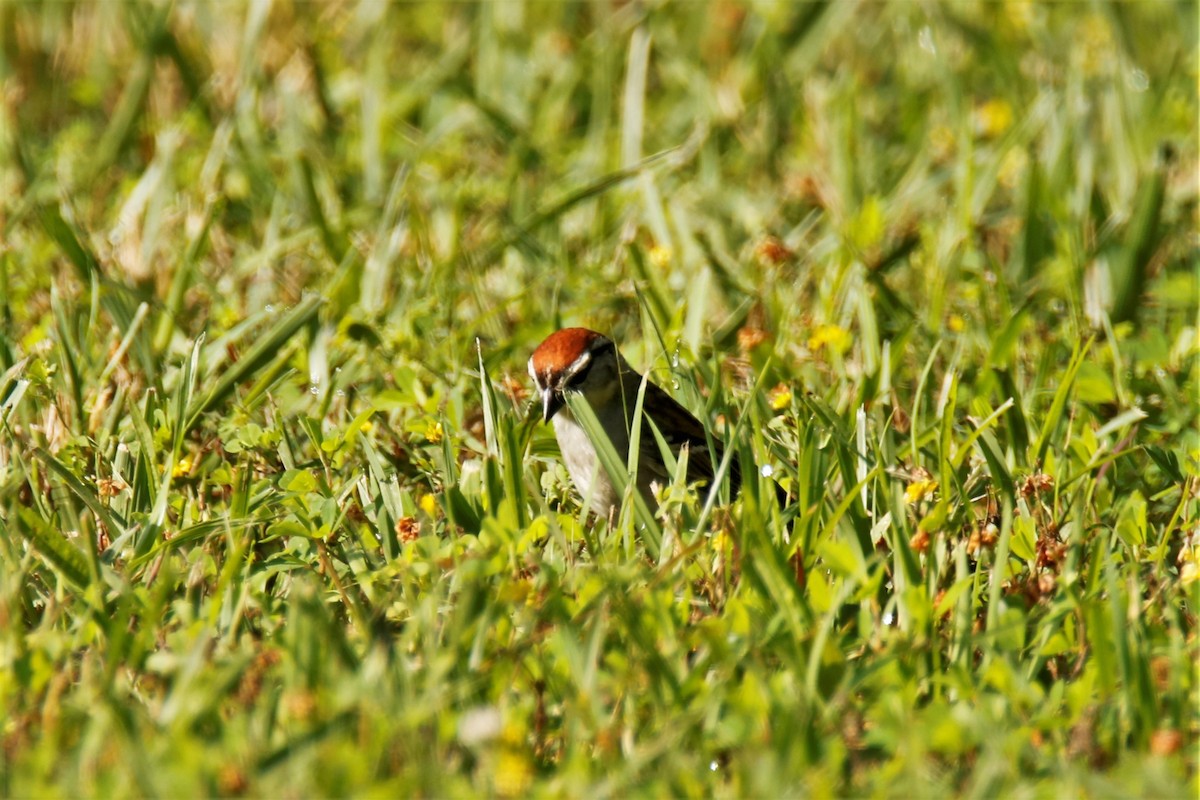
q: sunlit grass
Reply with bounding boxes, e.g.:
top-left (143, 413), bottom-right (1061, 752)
top-left (0, 2), bottom-right (1196, 796)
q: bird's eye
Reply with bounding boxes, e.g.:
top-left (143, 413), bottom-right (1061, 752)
top-left (565, 361), bottom-right (592, 388)
top-left (564, 341), bottom-right (612, 389)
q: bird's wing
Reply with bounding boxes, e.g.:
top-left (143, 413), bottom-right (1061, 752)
top-left (638, 379), bottom-right (741, 498)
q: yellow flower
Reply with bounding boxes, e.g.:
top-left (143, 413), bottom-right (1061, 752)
top-left (648, 244), bottom-right (672, 270)
top-left (424, 420), bottom-right (443, 444)
top-left (807, 324), bottom-right (851, 354)
top-left (974, 98), bottom-right (1013, 139)
top-left (493, 750), bottom-right (532, 798)
top-left (947, 314), bottom-right (966, 333)
top-left (1004, 1), bottom-right (1034, 32)
top-left (904, 478), bottom-right (938, 505)
top-left (172, 457), bottom-right (193, 478)
top-left (711, 529), bottom-right (730, 554)
top-left (419, 493), bottom-right (438, 517)
top-left (1077, 15), bottom-right (1113, 77)
top-left (768, 383), bottom-right (793, 411)
top-left (359, 419), bottom-right (374, 434)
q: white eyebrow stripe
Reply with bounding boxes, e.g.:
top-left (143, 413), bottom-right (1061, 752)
top-left (528, 357), bottom-right (541, 387)
top-left (566, 351), bottom-right (592, 377)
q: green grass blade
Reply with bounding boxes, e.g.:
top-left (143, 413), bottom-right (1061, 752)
top-left (35, 446), bottom-right (129, 541)
top-left (14, 508), bottom-right (92, 589)
top-left (564, 392), bottom-right (662, 555)
top-left (185, 294), bottom-right (323, 430)
top-left (1032, 337), bottom-right (1093, 466)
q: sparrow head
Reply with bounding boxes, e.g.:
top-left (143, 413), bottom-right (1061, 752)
top-left (528, 328), bottom-right (621, 422)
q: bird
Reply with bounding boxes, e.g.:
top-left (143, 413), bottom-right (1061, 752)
top-left (528, 327), bottom-right (741, 517)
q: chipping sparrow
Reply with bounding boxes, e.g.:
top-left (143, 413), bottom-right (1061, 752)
top-left (528, 327), bottom-right (741, 517)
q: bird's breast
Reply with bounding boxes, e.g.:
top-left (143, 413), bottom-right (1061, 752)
top-left (551, 407), bottom-right (630, 514)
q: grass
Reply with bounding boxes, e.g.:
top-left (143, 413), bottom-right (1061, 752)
top-left (0, 1), bottom-right (1197, 796)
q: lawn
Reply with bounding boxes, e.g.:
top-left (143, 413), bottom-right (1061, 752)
top-left (0, 2), bottom-right (1197, 796)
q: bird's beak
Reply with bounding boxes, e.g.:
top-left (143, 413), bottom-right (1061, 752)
top-left (541, 388), bottom-right (564, 422)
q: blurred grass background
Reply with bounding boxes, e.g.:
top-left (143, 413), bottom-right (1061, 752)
top-left (0, 1), bottom-right (1197, 796)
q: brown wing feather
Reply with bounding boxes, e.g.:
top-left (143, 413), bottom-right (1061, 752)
top-left (638, 379), bottom-right (741, 498)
